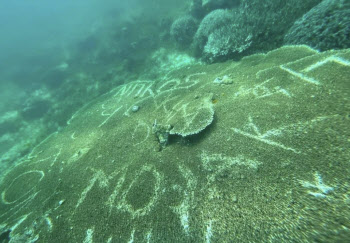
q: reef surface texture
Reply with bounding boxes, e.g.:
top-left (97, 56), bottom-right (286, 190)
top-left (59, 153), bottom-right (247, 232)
top-left (0, 45), bottom-right (350, 242)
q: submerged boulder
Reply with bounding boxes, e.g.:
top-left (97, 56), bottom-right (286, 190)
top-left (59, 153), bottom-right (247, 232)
top-left (170, 16), bottom-right (198, 48)
top-left (192, 9), bottom-right (235, 56)
top-left (192, 0), bottom-right (322, 62)
top-left (191, 8), bottom-right (253, 62)
top-left (0, 46), bottom-right (349, 242)
top-left (284, 0), bottom-right (350, 51)
top-left (202, 0), bottom-right (240, 11)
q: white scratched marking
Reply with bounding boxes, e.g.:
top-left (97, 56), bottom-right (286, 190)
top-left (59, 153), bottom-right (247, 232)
top-left (205, 220), bottom-right (213, 243)
top-left (27, 132), bottom-right (58, 159)
top-left (303, 56), bottom-right (350, 72)
top-left (83, 228), bottom-right (94, 243)
top-left (280, 65), bottom-right (320, 85)
top-left (2, 171), bottom-right (45, 204)
top-left (231, 116), bottom-right (299, 153)
top-left (170, 164), bottom-right (197, 234)
top-left (234, 78), bottom-right (292, 99)
top-left (10, 214), bottom-right (30, 232)
top-left (277, 87), bottom-right (291, 97)
top-left (106, 173), bottom-right (126, 214)
top-left (71, 132), bottom-right (76, 140)
top-left (67, 101), bottom-right (93, 125)
top-left (128, 229), bottom-right (135, 243)
top-left (232, 128), bottom-right (299, 153)
top-left (114, 84), bottom-right (131, 97)
top-left (75, 170), bottom-right (109, 209)
top-left (132, 122), bottom-right (151, 146)
top-left (256, 67), bottom-right (276, 79)
top-left (114, 81), bottom-right (155, 99)
top-left (50, 148), bottom-right (62, 166)
top-left (156, 79), bottom-right (180, 93)
top-left (0, 192), bottom-right (39, 220)
top-left (138, 82), bottom-right (155, 97)
top-left (232, 115), bottom-right (337, 154)
top-left (299, 172), bottom-right (334, 198)
top-left (146, 230), bottom-right (152, 243)
top-left (185, 72), bottom-right (206, 83)
top-left (111, 166), bottom-right (162, 217)
top-left (201, 151), bottom-right (262, 170)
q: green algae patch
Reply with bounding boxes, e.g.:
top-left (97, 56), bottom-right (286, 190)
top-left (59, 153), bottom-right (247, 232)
top-left (1, 46), bottom-right (350, 242)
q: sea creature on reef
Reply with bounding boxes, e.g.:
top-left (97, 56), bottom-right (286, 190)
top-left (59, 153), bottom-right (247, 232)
top-left (152, 119), bottom-right (172, 150)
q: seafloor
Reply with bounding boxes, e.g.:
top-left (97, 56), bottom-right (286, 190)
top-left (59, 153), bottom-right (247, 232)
top-left (0, 45), bottom-right (349, 242)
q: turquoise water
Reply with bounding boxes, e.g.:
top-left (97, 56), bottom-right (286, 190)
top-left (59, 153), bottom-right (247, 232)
top-left (0, 0), bottom-right (349, 242)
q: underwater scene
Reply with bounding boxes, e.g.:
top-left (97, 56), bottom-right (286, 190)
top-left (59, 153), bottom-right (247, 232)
top-left (0, 0), bottom-right (349, 242)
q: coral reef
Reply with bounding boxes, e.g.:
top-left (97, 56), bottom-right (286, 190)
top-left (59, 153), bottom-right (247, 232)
top-left (194, 8), bottom-right (253, 62)
top-left (1, 46), bottom-right (350, 242)
top-left (170, 16), bottom-right (198, 48)
top-left (166, 93), bottom-right (214, 137)
top-left (284, 0), bottom-right (350, 51)
top-left (202, 0), bottom-right (240, 12)
top-left (203, 23), bottom-right (252, 62)
top-left (192, 0), bottom-right (322, 62)
top-left (192, 9), bottom-right (234, 56)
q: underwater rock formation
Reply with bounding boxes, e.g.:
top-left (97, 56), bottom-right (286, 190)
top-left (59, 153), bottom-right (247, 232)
top-left (202, 0), bottom-right (240, 11)
top-left (192, 9), bottom-right (235, 57)
top-left (191, 0), bottom-right (322, 62)
top-left (170, 16), bottom-right (198, 48)
top-left (284, 0), bottom-right (350, 51)
top-left (0, 46), bottom-right (349, 242)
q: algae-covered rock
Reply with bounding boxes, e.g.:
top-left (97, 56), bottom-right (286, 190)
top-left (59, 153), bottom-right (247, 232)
top-left (0, 46), bottom-right (349, 242)
top-left (170, 16), bottom-right (198, 48)
top-left (284, 0), bottom-right (350, 51)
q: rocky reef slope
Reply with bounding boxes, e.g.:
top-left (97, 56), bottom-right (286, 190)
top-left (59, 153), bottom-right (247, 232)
top-left (0, 45), bottom-right (349, 242)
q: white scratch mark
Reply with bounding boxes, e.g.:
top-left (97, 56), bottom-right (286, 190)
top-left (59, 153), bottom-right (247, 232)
top-left (83, 228), bottom-right (94, 243)
top-left (303, 56), bottom-right (350, 72)
top-left (98, 106), bottom-right (123, 128)
top-left (299, 172), bottom-right (334, 198)
top-left (280, 65), bottom-right (320, 85)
